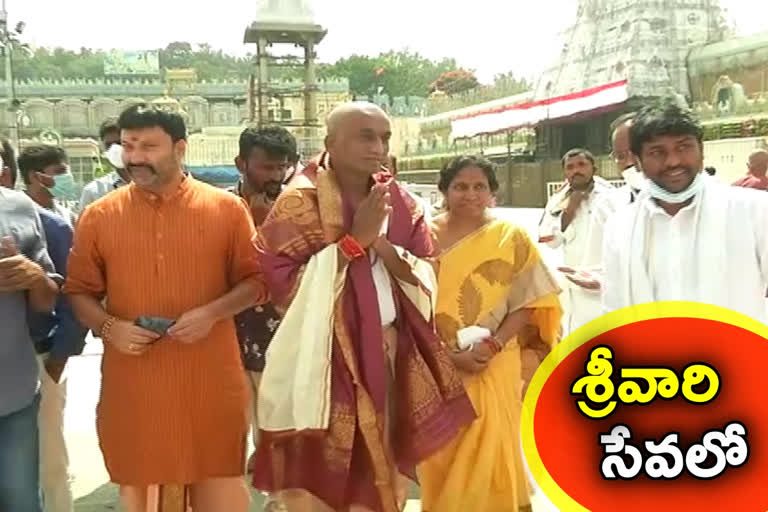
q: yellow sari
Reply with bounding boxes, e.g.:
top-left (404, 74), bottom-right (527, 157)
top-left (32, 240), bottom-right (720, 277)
top-left (418, 219), bottom-right (562, 512)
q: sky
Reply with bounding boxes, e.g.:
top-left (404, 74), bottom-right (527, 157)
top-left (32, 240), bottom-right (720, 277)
top-left (7, 0), bottom-right (768, 84)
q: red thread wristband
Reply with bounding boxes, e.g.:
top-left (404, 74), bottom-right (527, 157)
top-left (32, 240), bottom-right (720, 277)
top-left (339, 234), bottom-right (365, 260)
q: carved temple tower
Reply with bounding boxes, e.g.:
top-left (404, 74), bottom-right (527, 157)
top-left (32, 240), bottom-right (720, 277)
top-left (535, 0), bottom-right (727, 100)
top-left (532, 0), bottom-right (728, 157)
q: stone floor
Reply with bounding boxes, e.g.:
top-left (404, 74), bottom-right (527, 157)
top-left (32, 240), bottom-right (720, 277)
top-left (68, 342), bottom-right (557, 512)
top-left (72, 483), bottom-right (424, 511)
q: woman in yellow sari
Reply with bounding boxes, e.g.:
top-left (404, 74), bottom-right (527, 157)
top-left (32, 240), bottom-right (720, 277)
top-left (419, 155), bottom-right (562, 512)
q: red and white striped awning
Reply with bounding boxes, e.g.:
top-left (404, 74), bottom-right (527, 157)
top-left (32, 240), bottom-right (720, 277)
top-left (450, 80), bottom-right (629, 139)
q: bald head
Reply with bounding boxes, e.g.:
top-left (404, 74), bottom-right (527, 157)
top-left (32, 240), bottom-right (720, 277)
top-left (324, 102), bottom-right (392, 179)
top-left (326, 102), bottom-right (389, 138)
top-left (748, 149), bottom-right (768, 177)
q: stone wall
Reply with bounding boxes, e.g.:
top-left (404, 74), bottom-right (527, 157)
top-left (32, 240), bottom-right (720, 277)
top-left (0, 90), bottom-right (351, 138)
top-left (3, 77), bottom-right (349, 99)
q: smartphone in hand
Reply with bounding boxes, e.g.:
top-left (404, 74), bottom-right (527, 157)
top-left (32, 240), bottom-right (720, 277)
top-left (134, 316), bottom-right (176, 337)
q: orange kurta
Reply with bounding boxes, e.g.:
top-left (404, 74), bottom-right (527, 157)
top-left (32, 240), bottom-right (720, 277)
top-left (66, 176), bottom-right (266, 485)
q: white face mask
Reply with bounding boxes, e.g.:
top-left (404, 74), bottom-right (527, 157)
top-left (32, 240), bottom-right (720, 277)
top-left (104, 144), bottom-right (125, 169)
top-left (622, 166), bottom-right (647, 191)
top-left (648, 171), bottom-right (705, 205)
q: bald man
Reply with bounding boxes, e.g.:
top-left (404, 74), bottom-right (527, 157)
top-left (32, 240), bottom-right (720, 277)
top-left (251, 102), bottom-right (474, 512)
top-left (733, 149), bottom-right (768, 191)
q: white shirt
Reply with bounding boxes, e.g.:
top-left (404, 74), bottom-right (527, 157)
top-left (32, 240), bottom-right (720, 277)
top-left (603, 183), bottom-right (768, 322)
top-left (78, 171), bottom-right (128, 212)
top-left (539, 178), bottom-right (621, 334)
top-left (645, 198), bottom-right (697, 301)
top-left (539, 178), bottom-right (619, 267)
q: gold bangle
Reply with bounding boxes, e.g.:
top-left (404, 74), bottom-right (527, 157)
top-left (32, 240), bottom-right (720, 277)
top-left (99, 315), bottom-right (117, 343)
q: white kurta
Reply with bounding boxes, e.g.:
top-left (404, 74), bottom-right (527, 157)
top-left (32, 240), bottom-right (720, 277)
top-left (371, 253), bottom-right (397, 326)
top-left (539, 177), bottom-right (621, 335)
top-left (602, 177), bottom-right (768, 323)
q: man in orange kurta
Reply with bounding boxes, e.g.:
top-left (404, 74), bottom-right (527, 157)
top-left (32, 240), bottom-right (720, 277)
top-left (66, 104), bottom-right (268, 512)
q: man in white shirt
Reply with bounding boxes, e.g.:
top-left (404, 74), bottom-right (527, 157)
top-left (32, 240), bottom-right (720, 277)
top-left (558, 114), bottom-right (649, 294)
top-left (602, 99), bottom-right (768, 321)
top-left (78, 118), bottom-right (130, 211)
top-left (539, 148), bottom-right (618, 335)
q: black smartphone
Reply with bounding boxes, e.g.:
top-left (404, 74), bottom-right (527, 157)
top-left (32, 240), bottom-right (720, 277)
top-left (134, 316), bottom-right (176, 336)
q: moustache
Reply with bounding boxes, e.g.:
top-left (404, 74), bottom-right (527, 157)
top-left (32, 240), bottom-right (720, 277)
top-left (127, 164), bottom-right (158, 175)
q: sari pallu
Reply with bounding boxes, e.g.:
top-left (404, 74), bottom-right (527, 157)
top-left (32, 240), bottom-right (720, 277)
top-left (252, 156), bottom-right (475, 512)
top-left (418, 219), bottom-right (562, 512)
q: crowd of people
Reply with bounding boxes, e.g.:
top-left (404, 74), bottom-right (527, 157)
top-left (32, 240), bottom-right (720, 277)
top-left (1, 96), bottom-right (767, 512)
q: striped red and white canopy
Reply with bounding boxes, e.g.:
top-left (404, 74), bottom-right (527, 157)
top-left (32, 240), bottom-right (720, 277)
top-left (450, 80), bottom-right (629, 139)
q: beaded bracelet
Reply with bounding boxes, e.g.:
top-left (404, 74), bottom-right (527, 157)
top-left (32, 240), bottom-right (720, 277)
top-left (99, 315), bottom-right (117, 344)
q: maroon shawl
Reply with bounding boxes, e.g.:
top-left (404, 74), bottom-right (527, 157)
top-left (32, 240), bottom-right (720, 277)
top-left (252, 155), bottom-right (475, 511)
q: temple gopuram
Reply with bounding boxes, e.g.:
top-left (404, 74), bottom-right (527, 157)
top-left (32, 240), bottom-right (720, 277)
top-left (399, 0), bottom-right (768, 207)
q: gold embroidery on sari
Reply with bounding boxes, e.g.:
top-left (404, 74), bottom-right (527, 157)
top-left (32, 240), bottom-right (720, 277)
top-left (458, 278), bottom-right (482, 325)
top-left (270, 189), bottom-right (318, 227)
top-left (322, 402), bottom-right (356, 473)
top-left (475, 259), bottom-right (517, 286)
top-left (419, 219), bottom-right (561, 512)
top-left (434, 313), bottom-right (460, 346)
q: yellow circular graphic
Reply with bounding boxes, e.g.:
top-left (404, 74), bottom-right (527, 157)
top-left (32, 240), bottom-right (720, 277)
top-left (520, 301), bottom-right (768, 511)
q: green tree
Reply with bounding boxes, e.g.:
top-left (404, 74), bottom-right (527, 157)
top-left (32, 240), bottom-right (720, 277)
top-left (321, 54), bottom-right (378, 97)
top-left (160, 42), bottom-right (253, 80)
top-left (492, 71), bottom-right (530, 96)
top-left (4, 45), bottom-right (105, 80)
top-left (160, 41), bottom-right (194, 70)
top-left (7, 42), bottom-right (466, 99)
top-left (376, 50), bottom-right (457, 97)
top-left (320, 50), bottom-right (458, 98)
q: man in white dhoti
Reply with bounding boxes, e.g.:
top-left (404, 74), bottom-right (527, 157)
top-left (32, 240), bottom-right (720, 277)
top-left (559, 114), bottom-right (649, 296)
top-left (539, 149), bottom-right (618, 335)
top-left (602, 100), bottom-right (768, 321)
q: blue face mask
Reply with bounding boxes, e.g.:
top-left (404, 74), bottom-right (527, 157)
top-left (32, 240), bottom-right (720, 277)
top-left (48, 172), bottom-right (79, 201)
